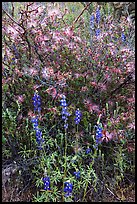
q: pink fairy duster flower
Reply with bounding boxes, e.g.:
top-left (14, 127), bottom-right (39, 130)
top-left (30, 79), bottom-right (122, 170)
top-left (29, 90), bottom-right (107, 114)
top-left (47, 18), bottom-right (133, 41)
top-left (90, 81), bottom-right (97, 87)
top-left (97, 83), bottom-right (107, 91)
top-left (76, 55), bottom-right (82, 61)
top-left (74, 73), bottom-right (81, 79)
top-left (16, 95), bottom-right (25, 103)
top-left (35, 34), bottom-right (50, 44)
top-left (46, 87), bottom-right (57, 98)
top-left (57, 79), bottom-right (66, 87)
top-left (56, 72), bottom-right (66, 82)
top-left (112, 68), bottom-right (122, 74)
top-left (127, 141), bottom-right (135, 153)
top-left (81, 86), bottom-right (88, 92)
top-left (27, 19), bottom-right (38, 28)
top-left (52, 32), bottom-right (64, 43)
top-left (42, 67), bottom-right (54, 78)
top-left (127, 122), bottom-right (135, 131)
top-left (126, 61), bottom-right (135, 72)
top-left (47, 107), bottom-right (57, 115)
top-left (29, 68), bottom-right (38, 76)
top-left (105, 66), bottom-right (109, 71)
top-left (84, 99), bottom-right (100, 113)
top-left (28, 110), bottom-right (36, 118)
top-left (48, 68), bottom-right (54, 75)
top-left (15, 68), bottom-right (23, 77)
top-left (67, 42), bottom-right (75, 50)
top-left (65, 71), bottom-right (72, 79)
top-left (73, 36), bottom-right (82, 43)
top-left (127, 95), bottom-right (135, 104)
top-left (92, 104), bottom-right (100, 113)
top-left (101, 130), bottom-right (114, 142)
top-left (6, 25), bottom-right (18, 39)
top-left (2, 79), bottom-right (6, 84)
top-left (63, 27), bottom-right (74, 37)
top-left (48, 8), bottom-right (61, 17)
top-left (37, 6), bottom-right (44, 14)
top-left (24, 68), bottom-right (38, 77)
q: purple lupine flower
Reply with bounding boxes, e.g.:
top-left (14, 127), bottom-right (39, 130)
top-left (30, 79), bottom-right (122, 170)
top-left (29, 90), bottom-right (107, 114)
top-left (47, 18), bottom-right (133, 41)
top-left (36, 127), bottom-right (44, 149)
top-left (64, 182), bottom-right (73, 197)
top-left (31, 117), bottom-right (44, 150)
top-left (60, 95), bottom-right (67, 107)
top-left (13, 44), bottom-right (19, 59)
top-left (4, 55), bottom-right (7, 61)
top-left (60, 95), bottom-right (70, 129)
top-left (64, 123), bottom-right (68, 129)
top-left (95, 124), bottom-right (103, 145)
top-left (96, 28), bottom-right (101, 37)
top-left (31, 117), bottom-right (39, 130)
top-left (121, 33), bottom-right (126, 42)
top-left (72, 7), bottom-right (75, 13)
top-left (32, 92), bottom-right (41, 113)
top-left (90, 14), bottom-right (94, 29)
top-left (74, 171), bottom-right (80, 179)
top-left (86, 147), bottom-right (91, 154)
top-left (11, 58), bottom-right (16, 65)
top-left (74, 109), bottom-right (82, 124)
top-left (43, 176), bottom-right (50, 190)
top-left (96, 7), bottom-right (101, 24)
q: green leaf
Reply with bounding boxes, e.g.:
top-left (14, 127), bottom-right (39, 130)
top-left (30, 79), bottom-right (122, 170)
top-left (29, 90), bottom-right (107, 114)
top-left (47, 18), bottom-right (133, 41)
top-left (3, 84), bottom-right (9, 92)
top-left (2, 136), bottom-right (6, 144)
top-left (107, 120), bottom-right (111, 127)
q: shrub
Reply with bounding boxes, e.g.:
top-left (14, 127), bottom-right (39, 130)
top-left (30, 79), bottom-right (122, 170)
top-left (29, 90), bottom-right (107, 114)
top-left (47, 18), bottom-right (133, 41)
top-left (2, 2), bottom-right (135, 202)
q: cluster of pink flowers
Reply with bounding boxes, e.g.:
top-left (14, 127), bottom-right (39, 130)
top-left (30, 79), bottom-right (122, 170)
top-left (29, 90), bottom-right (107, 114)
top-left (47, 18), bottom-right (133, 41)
top-left (2, 2), bottom-right (135, 145)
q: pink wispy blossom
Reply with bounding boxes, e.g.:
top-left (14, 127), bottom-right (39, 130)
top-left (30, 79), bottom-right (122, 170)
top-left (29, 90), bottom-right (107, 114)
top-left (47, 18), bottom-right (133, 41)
top-left (81, 86), bottom-right (88, 92)
top-left (16, 95), bottom-right (25, 103)
top-left (46, 86), bottom-right (57, 98)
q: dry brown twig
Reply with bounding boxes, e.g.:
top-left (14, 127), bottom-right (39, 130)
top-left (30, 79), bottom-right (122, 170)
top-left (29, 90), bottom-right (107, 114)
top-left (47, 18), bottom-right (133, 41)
top-left (71, 2), bottom-right (92, 29)
top-left (2, 8), bottom-right (24, 29)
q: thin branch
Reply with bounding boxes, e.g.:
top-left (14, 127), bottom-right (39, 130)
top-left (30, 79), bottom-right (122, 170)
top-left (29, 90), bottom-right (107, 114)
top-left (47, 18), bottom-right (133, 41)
top-left (71, 2), bottom-right (92, 28)
top-left (2, 8), bottom-right (24, 29)
top-left (102, 71), bottom-right (134, 104)
top-left (26, 2), bottom-right (34, 10)
top-left (2, 61), bottom-right (11, 69)
top-left (11, 2), bottom-right (15, 17)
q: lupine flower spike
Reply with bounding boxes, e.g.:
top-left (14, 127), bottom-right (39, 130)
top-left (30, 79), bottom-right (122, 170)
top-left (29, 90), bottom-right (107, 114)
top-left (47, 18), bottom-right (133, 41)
top-left (43, 177), bottom-right (50, 190)
top-left (93, 123), bottom-right (103, 150)
top-left (90, 14), bottom-right (94, 29)
top-left (64, 181), bottom-right (73, 197)
top-left (86, 147), bottom-right (91, 154)
top-left (60, 95), bottom-right (70, 129)
top-left (121, 33), bottom-right (126, 42)
top-left (96, 123), bottom-right (103, 144)
top-left (32, 91), bottom-right (41, 113)
top-left (74, 108), bottom-right (82, 125)
top-left (96, 7), bottom-right (101, 37)
top-left (96, 7), bottom-right (101, 24)
top-left (31, 117), bottom-right (39, 130)
top-left (74, 171), bottom-right (80, 179)
top-left (96, 28), bottom-right (101, 37)
top-left (32, 91), bottom-right (44, 149)
top-left (31, 116), bottom-right (44, 150)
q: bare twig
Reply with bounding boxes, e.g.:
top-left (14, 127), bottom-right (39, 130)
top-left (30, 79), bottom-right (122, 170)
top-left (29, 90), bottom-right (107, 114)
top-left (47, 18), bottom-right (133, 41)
top-left (26, 2), bottom-right (34, 10)
top-left (102, 71), bottom-right (134, 104)
top-left (11, 2), bottom-right (15, 17)
top-left (2, 61), bottom-right (11, 69)
top-left (71, 2), bottom-right (92, 28)
top-left (2, 8), bottom-right (24, 29)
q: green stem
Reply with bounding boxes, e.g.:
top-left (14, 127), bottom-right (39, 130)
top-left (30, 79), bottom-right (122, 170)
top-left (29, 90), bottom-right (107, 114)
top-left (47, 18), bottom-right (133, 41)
top-left (76, 124), bottom-right (79, 154)
top-left (62, 129), bottom-right (67, 202)
top-left (82, 148), bottom-right (97, 201)
top-left (64, 130), bottom-right (67, 177)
